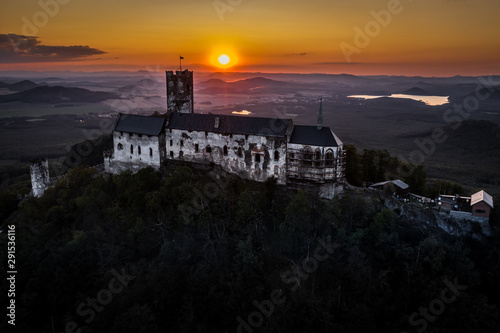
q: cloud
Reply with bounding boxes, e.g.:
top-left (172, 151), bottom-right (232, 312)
top-left (286, 52), bottom-right (307, 56)
top-left (0, 34), bottom-right (106, 63)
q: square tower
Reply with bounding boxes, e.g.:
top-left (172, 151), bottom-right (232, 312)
top-left (166, 70), bottom-right (194, 114)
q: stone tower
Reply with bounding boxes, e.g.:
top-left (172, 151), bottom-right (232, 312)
top-left (30, 158), bottom-right (50, 197)
top-left (166, 69), bottom-right (194, 114)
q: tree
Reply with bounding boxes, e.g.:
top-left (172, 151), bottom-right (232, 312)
top-left (344, 144), bottom-right (362, 186)
top-left (404, 164), bottom-right (427, 195)
top-left (279, 190), bottom-right (312, 253)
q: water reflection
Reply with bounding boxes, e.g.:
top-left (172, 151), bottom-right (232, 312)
top-left (348, 94), bottom-right (449, 106)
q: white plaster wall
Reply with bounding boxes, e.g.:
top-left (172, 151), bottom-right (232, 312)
top-left (166, 129), bottom-right (288, 184)
top-left (107, 131), bottom-right (165, 173)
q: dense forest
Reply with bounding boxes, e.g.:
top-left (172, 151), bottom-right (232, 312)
top-left (1, 163), bottom-right (500, 332)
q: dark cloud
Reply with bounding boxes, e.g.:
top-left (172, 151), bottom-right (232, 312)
top-left (0, 34), bottom-right (106, 63)
top-left (286, 52), bottom-right (307, 56)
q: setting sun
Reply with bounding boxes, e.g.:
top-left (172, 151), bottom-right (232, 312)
top-left (218, 54), bottom-right (230, 66)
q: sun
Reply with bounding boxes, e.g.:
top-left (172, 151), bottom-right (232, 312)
top-left (218, 54), bottom-right (230, 66)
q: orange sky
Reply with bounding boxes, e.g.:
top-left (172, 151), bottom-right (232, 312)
top-left (1, 0), bottom-right (500, 76)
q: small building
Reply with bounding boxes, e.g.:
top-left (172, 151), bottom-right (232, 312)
top-left (370, 179), bottom-right (409, 196)
top-left (471, 190), bottom-right (494, 218)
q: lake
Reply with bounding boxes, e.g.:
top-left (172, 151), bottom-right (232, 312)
top-left (348, 94), bottom-right (449, 106)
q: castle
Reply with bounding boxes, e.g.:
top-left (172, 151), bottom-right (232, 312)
top-left (32, 69), bottom-right (345, 199)
top-left (103, 69), bottom-right (345, 198)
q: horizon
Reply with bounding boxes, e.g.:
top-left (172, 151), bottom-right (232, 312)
top-left (1, 69), bottom-right (500, 80)
top-left (1, 1), bottom-right (500, 77)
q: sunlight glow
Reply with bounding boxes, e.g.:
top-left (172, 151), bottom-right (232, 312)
top-left (218, 54), bottom-right (230, 65)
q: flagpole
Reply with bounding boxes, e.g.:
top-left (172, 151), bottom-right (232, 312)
top-left (179, 56), bottom-right (182, 71)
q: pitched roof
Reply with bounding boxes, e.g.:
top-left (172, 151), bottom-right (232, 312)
top-left (289, 125), bottom-right (342, 147)
top-left (471, 190), bottom-right (494, 208)
top-left (167, 113), bottom-right (291, 137)
top-left (114, 114), bottom-right (165, 136)
top-left (370, 179), bottom-right (409, 190)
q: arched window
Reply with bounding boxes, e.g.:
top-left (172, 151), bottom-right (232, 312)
top-left (302, 147), bottom-right (312, 166)
top-left (223, 145), bottom-right (228, 156)
top-left (138, 146), bottom-right (141, 155)
top-left (149, 147), bottom-right (153, 157)
top-left (274, 150), bottom-right (280, 161)
top-left (325, 149), bottom-right (334, 167)
top-left (130, 145), bottom-right (134, 154)
top-left (206, 146), bottom-right (212, 153)
top-left (237, 147), bottom-right (243, 157)
top-left (255, 153), bottom-right (261, 163)
top-left (315, 149), bottom-right (321, 166)
top-left (117, 143), bottom-right (123, 150)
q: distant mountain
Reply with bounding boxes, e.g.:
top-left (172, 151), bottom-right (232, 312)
top-left (40, 77), bottom-right (64, 82)
top-left (115, 78), bottom-right (162, 95)
top-left (401, 87), bottom-right (435, 96)
top-left (197, 77), bottom-right (303, 94)
top-left (0, 86), bottom-right (119, 104)
top-left (5, 80), bottom-right (42, 91)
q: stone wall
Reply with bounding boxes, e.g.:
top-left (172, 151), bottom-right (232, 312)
top-left (30, 159), bottom-right (49, 197)
top-left (166, 70), bottom-right (193, 114)
top-left (165, 128), bottom-right (288, 184)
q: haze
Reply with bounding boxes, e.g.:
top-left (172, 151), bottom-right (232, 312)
top-left (1, 0), bottom-right (500, 76)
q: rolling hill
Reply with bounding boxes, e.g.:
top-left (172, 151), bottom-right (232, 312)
top-left (0, 86), bottom-right (119, 104)
top-left (0, 80), bottom-right (42, 92)
top-left (197, 76), bottom-right (317, 94)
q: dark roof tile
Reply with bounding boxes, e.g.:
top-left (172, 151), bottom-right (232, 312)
top-left (167, 113), bottom-right (291, 137)
top-left (289, 125), bottom-right (342, 147)
top-left (114, 114), bottom-right (165, 136)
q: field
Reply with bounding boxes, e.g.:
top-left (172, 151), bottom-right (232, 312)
top-left (0, 103), bottom-right (111, 118)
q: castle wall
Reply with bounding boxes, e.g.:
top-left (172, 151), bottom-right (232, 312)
top-left (106, 130), bottom-right (165, 174)
top-left (165, 129), bottom-right (288, 184)
top-left (30, 159), bottom-right (50, 197)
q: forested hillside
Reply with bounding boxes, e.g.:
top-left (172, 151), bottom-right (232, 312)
top-left (1, 165), bottom-right (499, 332)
